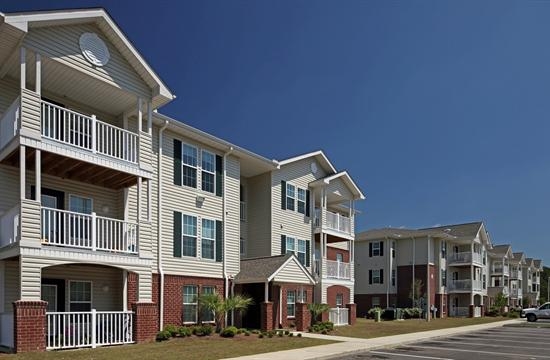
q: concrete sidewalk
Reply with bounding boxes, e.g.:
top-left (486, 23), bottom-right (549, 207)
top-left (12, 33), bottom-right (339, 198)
top-left (222, 319), bottom-right (521, 360)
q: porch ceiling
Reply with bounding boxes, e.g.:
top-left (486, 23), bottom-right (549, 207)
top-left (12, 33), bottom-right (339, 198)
top-left (1, 147), bottom-right (137, 189)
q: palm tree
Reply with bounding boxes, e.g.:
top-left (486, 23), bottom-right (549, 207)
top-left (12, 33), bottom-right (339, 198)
top-left (308, 303), bottom-right (330, 324)
top-left (199, 293), bottom-right (253, 332)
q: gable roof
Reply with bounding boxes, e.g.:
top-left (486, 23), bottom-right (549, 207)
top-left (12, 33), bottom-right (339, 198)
top-left (420, 222), bottom-right (483, 239)
top-left (357, 227), bottom-right (457, 242)
top-left (511, 252), bottom-right (526, 264)
top-left (490, 244), bottom-right (512, 258)
top-left (310, 171), bottom-right (365, 200)
top-left (235, 254), bottom-right (315, 285)
top-left (534, 259), bottom-right (543, 269)
top-left (1, 8), bottom-right (174, 108)
top-left (277, 150), bottom-right (337, 174)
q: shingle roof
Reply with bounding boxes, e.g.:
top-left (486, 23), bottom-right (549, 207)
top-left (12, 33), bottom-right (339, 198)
top-left (358, 221), bottom-right (483, 242)
top-left (420, 222), bottom-right (483, 238)
top-left (234, 254), bottom-right (292, 283)
top-left (534, 259), bottom-right (543, 269)
top-left (490, 244), bottom-right (511, 257)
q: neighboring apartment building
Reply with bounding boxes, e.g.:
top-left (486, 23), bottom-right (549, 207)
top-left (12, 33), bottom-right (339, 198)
top-left (0, 8), bottom-right (365, 353)
top-left (508, 252), bottom-right (525, 307)
top-left (487, 244), bottom-right (512, 308)
top-left (355, 222), bottom-right (492, 318)
top-left (523, 258), bottom-right (543, 307)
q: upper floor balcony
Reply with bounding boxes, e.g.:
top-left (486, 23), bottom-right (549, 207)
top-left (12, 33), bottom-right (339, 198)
top-left (314, 208), bottom-right (353, 237)
top-left (510, 269), bottom-right (522, 279)
top-left (510, 288), bottom-right (522, 298)
top-left (447, 279), bottom-right (483, 292)
top-left (313, 258), bottom-right (352, 281)
top-left (448, 251), bottom-right (483, 266)
top-left (492, 263), bottom-right (510, 276)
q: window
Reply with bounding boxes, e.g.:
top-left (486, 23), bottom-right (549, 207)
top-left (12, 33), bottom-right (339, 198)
top-left (69, 195), bottom-right (92, 214)
top-left (69, 195), bottom-right (92, 244)
top-left (182, 144), bottom-right (198, 188)
top-left (336, 253), bottom-right (344, 262)
top-left (297, 288), bottom-right (307, 303)
top-left (392, 241), bottom-right (396, 258)
top-left (392, 269), bottom-right (396, 286)
top-left (183, 285), bottom-right (198, 323)
top-left (441, 270), bottom-right (446, 287)
top-left (201, 219), bottom-right (215, 260)
top-left (286, 236), bottom-right (295, 255)
top-left (372, 297), bottom-right (380, 307)
top-left (182, 215), bottom-right (197, 257)
top-left (336, 293), bottom-right (343, 307)
top-left (297, 188), bottom-right (306, 214)
top-left (372, 242), bottom-right (380, 256)
top-left (286, 184), bottom-right (295, 211)
top-left (69, 281), bottom-right (92, 311)
top-left (287, 290), bottom-right (296, 318)
top-left (240, 237), bottom-right (246, 256)
top-left (201, 286), bottom-right (215, 323)
top-left (297, 239), bottom-right (306, 265)
top-left (372, 269), bottom-right (381, 284)
top-left (441, 241), bottom-right (447, 259)
top-left (201, 150), bottom-right (215, 193)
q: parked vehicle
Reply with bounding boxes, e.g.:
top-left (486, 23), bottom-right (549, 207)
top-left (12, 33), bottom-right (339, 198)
top-left (523, 302), bottom-right (550, 322)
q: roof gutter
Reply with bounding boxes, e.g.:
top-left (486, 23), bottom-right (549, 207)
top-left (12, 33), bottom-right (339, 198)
top-left (157, 119), bottom-right (169, 331)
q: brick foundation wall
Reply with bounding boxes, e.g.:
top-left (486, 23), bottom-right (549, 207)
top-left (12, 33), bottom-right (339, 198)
top-left (396, 265), bottom-right (437, 308)
top-left (132, 302), bottom-right (158, 343)
top-left (326, 285), bottom-right (350, 307)
top-left (275, 284), bottom-right (313, 329)
top-left (13, 300), bottom-right (47, 353)
top-left (295, 303), bottom-right (311, 331)
top-left (261, 302), bottom-right (273, 331)
top-left (162, 274), bottom-right (224, 327)
top-left (355, 293), bottom-right (395, 317)
top-left (346, 303), bottom-right (357, 325)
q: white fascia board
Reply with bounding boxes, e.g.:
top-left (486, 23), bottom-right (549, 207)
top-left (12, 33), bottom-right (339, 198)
top-left (278, 150), bottom-right (337, 174)
top-left (267, 255), bottom-right (315, 285)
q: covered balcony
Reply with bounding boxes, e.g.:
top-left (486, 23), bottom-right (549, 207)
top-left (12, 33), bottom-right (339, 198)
top-left (492, 263), bottom-right (510, 276)
top-left (448, 251), bottom-right (483, 266)
top-left (314, 208), bottom-right (353, 236)
top-left (447, 279), bottom-right (483, 292)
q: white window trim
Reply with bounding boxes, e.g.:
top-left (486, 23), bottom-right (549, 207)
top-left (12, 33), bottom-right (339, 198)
top-left (201, 286), bottom-right (216, 323)
top-left (286, 183), bottom-right (296, 211)
top-left (372, 296), bottom-right (380, 307)
top-left (181, 213), bottom-right (198, 258)
top-left (181, 142), bottom-right (198, 188)
top-left (285, 236), bottom-right (308, 266)
top-left (183, 285), bottom-right (198, 324)
top-left (336, 293), bottom-right (343, 307)
top-left (297, 188), bottom-right (306, 214)
top-left (372, 242), bottom-right (381, 256)
top-left (240, 237), bottom-right (246, 256)
top-left (200, 149), bottom-right (216, 194)
top-left (287, 290), bottom-right (296, 318)
top-left (200, 217), bottom-right (216, 261)
top-left (372, 269), bottom-right (381, 284)
top-left (68, 280), bottom-right (93, 312)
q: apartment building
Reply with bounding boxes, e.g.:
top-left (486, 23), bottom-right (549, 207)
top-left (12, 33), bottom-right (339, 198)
top-left (508, 252), bottom-right (525, 307)
top-left (523, 258), bottom-right (543, 307)
top-left (487, 245), bottom-right (512, 308)
top-left (355, 222), bottom-right (492, 318)
top-left (0, 8), bottom-right (365, 353)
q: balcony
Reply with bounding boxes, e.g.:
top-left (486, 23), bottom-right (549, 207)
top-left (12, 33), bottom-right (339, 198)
top-left (41, 207), bottom-right (138, 255)
top-left (492, 265), bottom-right (510, 276)
top-left (510, 288), bottom-right (522, 298)
top-left (448, 252), bottom-right (483, 266)
top-left (447, 279), bottom-right (483, 292)
top-left (325, 260), bottom-right (351, 280)
top-left (510, 269), bottom-right (522, 279)
top-left (41, 101), bottom-right (138, 164)
top-left (314, 209), bottom-right (352, 236)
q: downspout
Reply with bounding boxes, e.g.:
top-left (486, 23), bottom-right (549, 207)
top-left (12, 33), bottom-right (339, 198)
top-left (223, 147), bottom-right (234, 303)
top-left (158, 120), bottom-right (169, 331)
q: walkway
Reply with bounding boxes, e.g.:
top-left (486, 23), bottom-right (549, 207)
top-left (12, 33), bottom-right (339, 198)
top-left (222, 319), bottom-right (521, 360)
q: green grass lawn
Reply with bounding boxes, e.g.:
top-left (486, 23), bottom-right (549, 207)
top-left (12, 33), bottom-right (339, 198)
top-left (0, 335), bottom-right (336, 360)
top-left (332, 316), bottom-right (510, 339)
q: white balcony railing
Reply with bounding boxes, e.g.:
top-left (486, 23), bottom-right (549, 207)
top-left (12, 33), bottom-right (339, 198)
top-left (326, 260), bottom-right (351, 279)
top-left (0, 204), bottom-right (20, 248)
top-left (510, 288), bottom-right (522, 298)
top-left (46, 310), bottom-right (133, 350)
top-left (41, 101), bottom-right (138, 163)
top-left (41, 207), bottom-right (138, 254)
top-left (240, 201), bottom-right (246, 222)
top-left (510, 269), bottom-right (522, 279)
top-left (493, 265), bottom-right (510, 276)
top-left (0, 96), bottom-right (20, 150)
top-left (328, 308), bottom-right (349, 326)
top-left (448, 252), bottom-right (482, 265)
top-left (314, 209), bottom-right (352, 235)
top-left (448, 279), bottom-right (482, 292)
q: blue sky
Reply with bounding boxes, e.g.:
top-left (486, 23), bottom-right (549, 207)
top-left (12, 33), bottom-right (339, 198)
top-left (3, 1), bottom-right (550, 264)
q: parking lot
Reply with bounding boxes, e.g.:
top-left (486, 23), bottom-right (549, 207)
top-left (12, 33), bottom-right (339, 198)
top-left (331, 324), bottom-right (550, 360)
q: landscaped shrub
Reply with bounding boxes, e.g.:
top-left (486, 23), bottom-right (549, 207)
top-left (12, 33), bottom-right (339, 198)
top-left (193, 324), bottom-right (214, 336)
top-left (251, 330), bottom-right (260, 334)
top-left (309, 321), bottom-right (334, 333)
top-left (156, 330), bottom-right (171, 341)
top-left (402, 308), bottom-right (422, 319)
top-left (164, 324), bottom-right (179, 337)
top-left (297, 333), bottom-right (301, 337)
top-left (367, 307), bottom-right (382, 319)
top-left (284, 330), bottom-right (290, 335)
top-left (258, 333), bottom-right (264, 338)
top-left (507, 311), bottom-right (519, 318)
top-left (220, 326), bottom-right (238, 337)
top-left (244, 331), bottom-right (251, 336)
top-left (278, 332), bottom-right (283, 337)
top-left (178, 326), bottom-right (193, 337)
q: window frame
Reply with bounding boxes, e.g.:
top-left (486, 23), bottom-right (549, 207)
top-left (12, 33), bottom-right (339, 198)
top-left (183, 285), bottom-right (198, 324)
top-left (201, 218), bottom-right (216, 260)
top-left (297, 188), bottom-right (306, 214)
top-left (68, 280), bottom-right (92, 312)
top-left (286, 183), bottom-right (296, 211)
top-left (181, 143), bottom-right (198, 188)
top-left (182, 214), bottom-right (198, 258)
top-left (287, 290), bottom-right (296, 318)
top-left (240, 237), bottom-right (246, 256)
top-left (372, 269), bottom-right (381, 284)
top-left (69, 194), bottom-right (93, 214)
top-left (391, 269), bottom-right (396, 286)
top-left (336, 293), bottom-right (344, 307)
top-left (296, 239), bottom-right (306, 265)
top-left (372, 242), bottom-right (381, 256)
top-left (372, 296), bottom-right (380, 307)
top-left (201, 150), bottom-right (216, 194)
top-left (200, 286), bottom-right (216, 323)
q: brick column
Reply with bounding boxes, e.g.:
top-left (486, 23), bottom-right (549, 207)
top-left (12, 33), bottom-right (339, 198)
top-left (346, 303), bottom-right (357, 325)
top-left (468, 305), bottom-right (474, 318)
top-left (320, 304), bottom-right (329, 323)
top-left (13, 300), bottom-right (47, 353)
top-left (295, 303), bottom-right (311, 331)
top-left (132, 302), bottom-right (158, 343)
top-left (260, 302), bottom-right (273, 331)
top-left (480, 305), bottom-right (484, 317)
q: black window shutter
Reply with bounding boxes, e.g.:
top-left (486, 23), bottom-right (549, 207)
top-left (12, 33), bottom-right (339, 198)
top-left (380, 269), bottom-right (384, 284)
top-left (173, 211), bottom-right (182, 257)
top-left (305, 240), bottom-right (311, 267)
top-left (215, 155), bottom-right (223, 197)
top-left (216, 220), bottom-right (223, 262)
top-left (281, 235), bottom-right (286, 254)
top-left (369, 243), bottom-right (373, 257)
top-left (305, 190), bottom-right (311, 217)
top-left (281, 181), bottom-right (286, 210)
top-left (380, 242), bottom-right (384, 257)
top-left (173, 139), bottom-right (182, 186)
top-left (369, 270), bottom-right (372, 284)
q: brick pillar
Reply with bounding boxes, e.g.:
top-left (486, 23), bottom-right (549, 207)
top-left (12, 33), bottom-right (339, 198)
top-left (260, 302), bottom-right (273, 331)
top-left (295, 303), bottom-right (311, 331)
top-left (468, 305), bottom-right (474, 318)
top-left (480, 305), bottom-right (484, 317)
top-left (320, 304), bottom-right (329, 323)
top-left (346, 303), bottom-right (357, 325)
top-left (13, 300), bottom-right (47, 353)
top-left (132, 302), bottom-right (158, 343)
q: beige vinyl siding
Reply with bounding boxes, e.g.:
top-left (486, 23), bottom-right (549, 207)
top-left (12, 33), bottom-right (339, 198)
top-left (0, 77), bottom-right (19, 117)
top-left (325, 178), bottom-right (353, 203)
top-left (3, 260), bottom-right (19, 312)
top-left (225, 156), bottom-right (241, 276)
top-left (42, 264), bottom-right (123, 311)
top-left (20, 89), bottom-right (41, 134)
top-left (239, 177), bottom-right (248, 255)
top-left (354, 239), bottom-right (390, 294)
top-left (271, 158), bottom-right (327, 257)
top-left (273, 259), bottom-right (312, 284)
top-left (244, 172), bottom-right (271, 258)
top-left (23, 23), bottom-right (151, 98)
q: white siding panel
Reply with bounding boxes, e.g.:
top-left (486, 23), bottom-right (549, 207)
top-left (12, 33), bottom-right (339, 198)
top-left (244, 173), bottom-right (271, 258)
top-left (273, 259), bottom-right (312, 284)
top-left (225, 155), bottom-right (240, 276)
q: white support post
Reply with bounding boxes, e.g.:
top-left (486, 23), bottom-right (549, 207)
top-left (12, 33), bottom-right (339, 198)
top-left (123, 188), bottom-right (129, 222)
top-left (147, 101), bottom-right (152, 135)
top-left (20, 145), bottom-right (25, 200)
top-left (91, 309), bottom-right (97, 348)
top-left (123, 270), bottom-right (128, 312)
top-left (264, 282), bottom-right (269, 302)
top-left (35, 149), bottom-right (41, 201)
top-left (91, 115), bottom-right (97, 153)
top-left (91, 212), bottom-right (97, 251)
top-left (20, 47), bottom-right (26, 90)
top-left (35, 52), bottom-right (41, 95)
top-left (137, 97), bottom-right (143, 133)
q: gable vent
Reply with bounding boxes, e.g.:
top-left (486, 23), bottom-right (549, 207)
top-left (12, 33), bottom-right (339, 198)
top-left (79, 32), bottom-right (110, 67)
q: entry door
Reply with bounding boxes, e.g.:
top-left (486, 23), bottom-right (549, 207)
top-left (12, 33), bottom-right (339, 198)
top-left (41, 284), bottom-right (57, 312)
